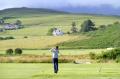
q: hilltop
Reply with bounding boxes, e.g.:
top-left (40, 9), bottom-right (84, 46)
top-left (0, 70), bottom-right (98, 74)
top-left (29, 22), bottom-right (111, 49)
top-left (0, 7), bottom-right (67, 17)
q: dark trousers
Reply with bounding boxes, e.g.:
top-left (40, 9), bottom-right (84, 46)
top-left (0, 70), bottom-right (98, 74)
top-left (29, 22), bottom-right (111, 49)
top-left (53, 58), bottom-right (58, 73)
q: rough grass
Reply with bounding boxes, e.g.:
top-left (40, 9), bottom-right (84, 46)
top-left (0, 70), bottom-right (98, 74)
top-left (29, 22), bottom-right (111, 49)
top-left (60, 24), bottom-right (120, 49)
top-left (0, 14), bottom-right (120, 50)
top-left (0, 54), bottom-right (89, 63)
top-left (0, 49), bottom-right (106, 63)
top-left (0, 63), bottom-right (120, 79)
top-left (0, 35), bottom-right (85, 50)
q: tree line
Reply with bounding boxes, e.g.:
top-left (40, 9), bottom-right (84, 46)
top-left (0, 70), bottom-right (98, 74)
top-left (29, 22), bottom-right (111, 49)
top-left (71, 19), bottom-right (97, 33)
top-left (47, 19), bottom-right (97, 35)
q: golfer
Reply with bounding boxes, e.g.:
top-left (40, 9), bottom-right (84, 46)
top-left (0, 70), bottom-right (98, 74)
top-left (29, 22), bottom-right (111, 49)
top-left (51, 46), bottom-right (59, 73)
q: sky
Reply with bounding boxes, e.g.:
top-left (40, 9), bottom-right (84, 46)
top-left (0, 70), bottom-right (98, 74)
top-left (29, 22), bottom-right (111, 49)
top-left (0, 0), bottom-right (120, 10)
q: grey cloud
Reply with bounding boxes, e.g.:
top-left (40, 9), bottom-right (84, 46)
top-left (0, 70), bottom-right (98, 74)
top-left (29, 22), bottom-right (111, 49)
top-left (0, 0), bottom-right (120, 10)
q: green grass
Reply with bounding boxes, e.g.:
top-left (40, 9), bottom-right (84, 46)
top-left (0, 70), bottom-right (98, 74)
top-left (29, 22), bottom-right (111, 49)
top-left (0, 35), bottom-right (81, 50)
top-left (60, 23), bottom-right (120, 49)
top-left (0, 8), bottom-right (66, 17)
top-left (0, 63), bottom-right (120, 79)
top-left (1, 8), bottom-right (120, 49)
top-left (1, 14), bottom-right (120, 36)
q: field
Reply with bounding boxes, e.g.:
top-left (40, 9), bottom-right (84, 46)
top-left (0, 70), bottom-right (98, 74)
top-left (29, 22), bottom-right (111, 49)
top-left (0, 63), bottom-right (120, 79)
top-left (0, 49), bottom-right (106, 55)
top-left (0, 35), bottom-right (86, 50)
top-left (0, 13), bottom-right (120, 49)
top-left (1, 14), bottom-right (120, 36)
top-left (0, 11), bottom-right (120, 49)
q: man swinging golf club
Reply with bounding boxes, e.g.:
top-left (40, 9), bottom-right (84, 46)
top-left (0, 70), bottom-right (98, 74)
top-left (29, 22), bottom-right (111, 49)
top-left (51, 46), bottom-right (59, 73)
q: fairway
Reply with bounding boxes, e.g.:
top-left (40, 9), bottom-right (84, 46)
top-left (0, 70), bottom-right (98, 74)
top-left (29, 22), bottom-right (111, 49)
top-left (0, 63), bottom-right (120, 79)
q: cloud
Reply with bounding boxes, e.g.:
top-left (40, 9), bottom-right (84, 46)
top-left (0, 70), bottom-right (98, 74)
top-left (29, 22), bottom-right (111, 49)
top-left (0, 0), bottom-right (120, 10)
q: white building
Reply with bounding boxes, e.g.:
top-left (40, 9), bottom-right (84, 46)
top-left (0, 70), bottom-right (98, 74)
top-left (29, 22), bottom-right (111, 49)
top-left (52, 28), bottom-right (64, 36)
top-left (4, 23), bottom-right (21, 30)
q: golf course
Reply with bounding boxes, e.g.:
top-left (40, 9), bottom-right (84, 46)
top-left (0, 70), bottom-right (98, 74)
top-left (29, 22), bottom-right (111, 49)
top-left (0, 7), bottom-right (120, 79)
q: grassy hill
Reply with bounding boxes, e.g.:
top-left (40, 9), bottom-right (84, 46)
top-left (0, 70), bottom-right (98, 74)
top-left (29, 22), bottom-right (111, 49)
top-left (59, 23), bottom-right (120, 49)
top-left (0, 8), bottom-right (120, 49)
top-left (1, 14), bottom-right (120, 36)
top-left (0, 7), bottom-right (67, 17)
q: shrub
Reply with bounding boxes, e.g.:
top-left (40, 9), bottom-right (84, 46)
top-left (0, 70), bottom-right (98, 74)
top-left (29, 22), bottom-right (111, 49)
top-left (15, 48), bottom-right (23, 55)
top-left (6, 49), bottom-right (13, 55)
top-left (47, 28), bottom-right (55, 35)
top-left (15, 20), bottom-right (22, 26)
top-left (116, 55), bottom-right (120, 63)
top-left (101, 52), bottom-right (108, 59)
top-left (71, 22), bottom-right (78, 33)
top-left (5, 36), bottom-right (15, 40)
top-left (0, 36), bottom-right (14, 40)
top-left (114, 21), bottom-right (120, 25)
top-left (0, 37), bottom-right (4, 40)
top-left (24, 36), bottom-right (28, 38)
top-left (99, 25), bottom-right (106, 30)
top-left (89, 52), bottom-right (96, 59)
top-left (67, 31), bottom-right (70, 34)
top-left (96, 48), bottom-right (120, 62)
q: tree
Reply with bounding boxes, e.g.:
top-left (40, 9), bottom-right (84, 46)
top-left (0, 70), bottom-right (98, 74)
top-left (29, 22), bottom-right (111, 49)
top-left (47, 28), bottom-right (55, 36)
top-left (99, 25), bottom-right (106, 30)
top-left (71, 22), bottom-right (78, 33)
top-left (15, 20), bottom-right (22, 26)
top-left (80, 19), bottom-right (96, 32)
top-left (6, 49), bottom-right (13, 55)
top-left (15, 48), bottom-right (23, 55)
top-left (0, 19), bottom-right (4, 24)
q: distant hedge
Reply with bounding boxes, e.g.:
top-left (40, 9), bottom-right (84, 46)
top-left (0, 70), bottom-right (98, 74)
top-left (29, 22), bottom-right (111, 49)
top-left (0, 36), bottom-right (15, 40)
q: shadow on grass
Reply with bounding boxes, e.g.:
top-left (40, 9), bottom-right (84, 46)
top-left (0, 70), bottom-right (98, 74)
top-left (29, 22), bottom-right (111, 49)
top-left (32, 74), bottom-right (57, 78)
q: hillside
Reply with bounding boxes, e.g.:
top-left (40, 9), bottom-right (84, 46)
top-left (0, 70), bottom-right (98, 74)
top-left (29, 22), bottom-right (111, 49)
top-left (59, 23), bottom-right (120, 49)
top-left (0, 8), bottom-right (120, 49)
top-left (0, 7), bottom-right (67, 17)
top-left (1, 12), bottom-right (120, 36)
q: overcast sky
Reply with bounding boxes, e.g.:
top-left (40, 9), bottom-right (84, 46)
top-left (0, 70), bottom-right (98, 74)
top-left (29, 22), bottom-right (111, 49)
top-left (0, 0), bottom-right (120, 10)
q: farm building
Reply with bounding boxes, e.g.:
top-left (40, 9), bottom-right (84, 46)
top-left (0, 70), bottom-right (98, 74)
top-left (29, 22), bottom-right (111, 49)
top-left (4, 23), bottom-right (21, 30)
top-left (52, 28), bottom-right (64, 36)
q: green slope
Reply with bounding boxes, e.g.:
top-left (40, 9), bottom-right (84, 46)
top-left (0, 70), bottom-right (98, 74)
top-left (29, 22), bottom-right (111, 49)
top-left (0, 7), bottom-right (67, 17)
top-left (59, 23), bottom-right (120, 49)
top-left (1, 14), bottom-right (120, 36)
top-left (1, 8), bottom-right (120, 49)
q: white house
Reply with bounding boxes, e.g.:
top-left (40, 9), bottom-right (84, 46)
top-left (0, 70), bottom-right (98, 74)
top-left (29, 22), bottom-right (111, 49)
top-left (52, 28), bottom-right (64, 36)
top-left (4, 23), bottom-right (21, 30)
